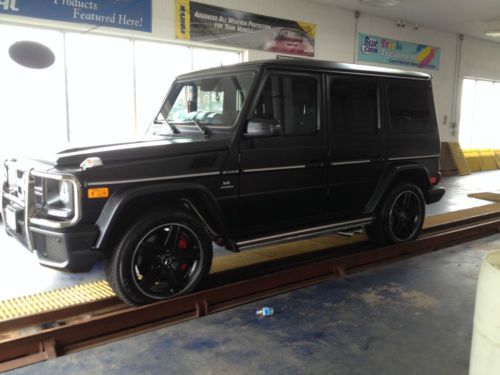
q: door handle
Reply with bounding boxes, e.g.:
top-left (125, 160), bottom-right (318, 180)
top-left (306, 161), bottom-right (324, 168)
top-left (371, 156), bottom-right (385, 162)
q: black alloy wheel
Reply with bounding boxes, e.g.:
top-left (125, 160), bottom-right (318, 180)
top-left (367, 182), bottom-right (425, 245)
top-left (105, 209), bottom-right (213, 306)
top-left (388, 189), bottom-right (423, 242)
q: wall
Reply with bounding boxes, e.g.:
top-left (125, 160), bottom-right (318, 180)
top-left (356, 14), bottom-right (459, 142)
top-left (2, 0), bottom-right (500, 142)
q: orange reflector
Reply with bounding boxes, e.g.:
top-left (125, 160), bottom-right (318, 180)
top-left (88, 187), bottom-right (109, 199)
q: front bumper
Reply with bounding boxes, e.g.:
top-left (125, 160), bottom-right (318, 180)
top-left (2, 202), bottom-right (100, 272)
top-left (1, 164), bottom-right (100, 272)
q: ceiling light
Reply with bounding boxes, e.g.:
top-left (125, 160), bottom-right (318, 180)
top-left (8, 41), bottom-right (55, 69)
top-left (358, 0), bottom-right (403, 6)
top-left (485, 30), bottom-right (500, 37)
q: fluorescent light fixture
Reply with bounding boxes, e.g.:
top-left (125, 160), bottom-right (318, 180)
top-left (485, 30), bottom-right (500, 37)
top-left (358, 0), bottom-right (403, 6)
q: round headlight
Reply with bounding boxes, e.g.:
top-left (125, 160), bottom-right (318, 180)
top-left (59, 180), bottom-right (72, 205)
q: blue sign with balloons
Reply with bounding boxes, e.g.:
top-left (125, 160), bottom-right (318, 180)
top-left (358, 33), bottom-right (441, 71)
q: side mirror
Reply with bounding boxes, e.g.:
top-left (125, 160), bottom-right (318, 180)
top-left (244, 119), bottom-right (282, 138)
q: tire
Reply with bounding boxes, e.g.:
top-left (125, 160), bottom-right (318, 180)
top-left (105, 209), bottom-right (213, 306)
top-left (367, 182), bottom-right (425, 245)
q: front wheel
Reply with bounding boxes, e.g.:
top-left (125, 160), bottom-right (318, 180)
top-left (367, 182), bottom-right (425, 245)
top-left (105, 209), bottom-right (213, 305)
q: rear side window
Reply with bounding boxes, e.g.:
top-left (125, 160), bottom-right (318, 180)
top-left (388, 84), bottom-right (431, 132)
top-left (330, 78), bottom-right (378, 134)
top-left (252, 74), bottom-right (318, 136)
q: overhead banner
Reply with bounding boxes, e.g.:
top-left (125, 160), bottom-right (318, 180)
top-left (0, 0), bottom-right (152, 32)
top-left (175, 0), bottom-right (316, 57)
top-left (358, 33), bottom-right (441, 70)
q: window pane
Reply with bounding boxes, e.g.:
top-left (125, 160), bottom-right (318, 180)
top-left (134, 41), bottom-right (190, 134)
top-left (459, 78), bottom-right (500, 149)
top-left (251, 75), bottom-right (317, 136)
top-left (163, 74), bottom-right (254, 128)
top-left (65, 33), bottom-right (135, 144)
top-left (282, 76), bottom-right (318, 136)
top-left (330, 79), bottom-right (378, 133)
top-left (388, 85), bottom-right (430, 132)
top-left (0, 25), bottom-right (67, 159)
top-left (253, 78), bottom-right (276, 119)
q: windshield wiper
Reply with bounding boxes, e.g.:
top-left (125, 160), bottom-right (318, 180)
top-left (153, 118), bottom-right (180, 135)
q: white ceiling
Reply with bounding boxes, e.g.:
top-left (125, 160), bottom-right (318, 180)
top-left (310, 0), bottom-right (500, 43)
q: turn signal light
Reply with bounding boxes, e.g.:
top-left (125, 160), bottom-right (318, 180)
top-left (88, 187), bottom-right (109, 199)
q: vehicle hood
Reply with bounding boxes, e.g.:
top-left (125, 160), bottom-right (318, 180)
top-left (33, 136), bottom-right (230, 169)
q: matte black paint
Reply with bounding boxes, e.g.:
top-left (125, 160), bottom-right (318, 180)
top-left (2, 59), bottom-right (443, 272)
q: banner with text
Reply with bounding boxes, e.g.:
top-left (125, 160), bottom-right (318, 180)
top-left (0, 0), bottom-right (152, 32)
top-left (175, 0), bottom-right (316, 57)
top-left (358, 33), bottom-right (440, 70)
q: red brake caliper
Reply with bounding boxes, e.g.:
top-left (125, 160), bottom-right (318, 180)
top-left (178, 237), bottom-right (189, 271)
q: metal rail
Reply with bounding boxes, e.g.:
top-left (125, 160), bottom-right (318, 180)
top-left (0, 212), bottom-right (499, 372)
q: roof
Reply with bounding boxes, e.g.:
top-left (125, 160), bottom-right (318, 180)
top-left (176, 58), bottom-right (431, 81)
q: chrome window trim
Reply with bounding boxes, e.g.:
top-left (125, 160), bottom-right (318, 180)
top-left (87, 171), bottom-right (220, 187)
top-left (330, 160), bottom-right (371, 166)
top-left (242, 165), bottom-right (306, 173)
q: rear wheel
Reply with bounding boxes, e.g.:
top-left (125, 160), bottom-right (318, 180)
top-left (105, 209), bottom-right (213, 305)
top-left (367, 182), bottom-right (425, 245)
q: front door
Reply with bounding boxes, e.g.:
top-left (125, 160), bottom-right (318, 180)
top-left (237, 71), bottom-right (328, 236)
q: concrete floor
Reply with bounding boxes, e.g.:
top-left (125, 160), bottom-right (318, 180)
top-left (0, 169), bottom-right (499, 299)
top-left (8, 233), bottom-right (500, 375)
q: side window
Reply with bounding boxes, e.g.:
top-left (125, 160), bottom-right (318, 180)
top-left (388, 84), bottom-right (431, 132)
top-left (282, 76), bottom-right (318, 136)
top-left (330, 78), bottom-right (378, 134)
top-left (252, 74), bottom-right (318, 136)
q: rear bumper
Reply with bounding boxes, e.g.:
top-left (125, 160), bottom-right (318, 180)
top-left (426, 186), bottom-right (446, 204)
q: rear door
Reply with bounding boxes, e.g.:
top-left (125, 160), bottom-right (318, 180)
top-left (237, 71), bottom-right (328, 235)
top-left (326, 75), bottom-right (386, 216)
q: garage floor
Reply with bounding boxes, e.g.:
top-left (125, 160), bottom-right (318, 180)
top-left (8, 233), bottom-right (500, 375)
top-left (0, 170), bottom-right (499, 300)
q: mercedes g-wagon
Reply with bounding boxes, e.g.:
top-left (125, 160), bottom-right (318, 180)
top-left (1, 59), bottom-right (445, 305)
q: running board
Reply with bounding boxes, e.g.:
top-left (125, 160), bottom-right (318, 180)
top-left (236, 217), bottom-right (374, 251)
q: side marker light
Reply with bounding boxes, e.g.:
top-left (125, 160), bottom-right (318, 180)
top-left (88, 187), bottom-right (109, 199)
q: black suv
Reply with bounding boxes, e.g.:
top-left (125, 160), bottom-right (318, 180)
top-left (1, 59), bottom-right (444, 305)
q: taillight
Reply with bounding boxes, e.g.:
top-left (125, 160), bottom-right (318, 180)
top-left (430, 172), bottom-right (442, 185)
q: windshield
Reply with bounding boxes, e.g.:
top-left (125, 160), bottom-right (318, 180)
top-left (152, 73), bottom-right (254, 135)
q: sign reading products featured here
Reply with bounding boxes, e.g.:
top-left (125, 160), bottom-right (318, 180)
top-left (0, 0), bottom-right (152, 32)
top-left (175, 0), bottom-right (316, 57)
top-left (358, 33), bottom-right (441, 70)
